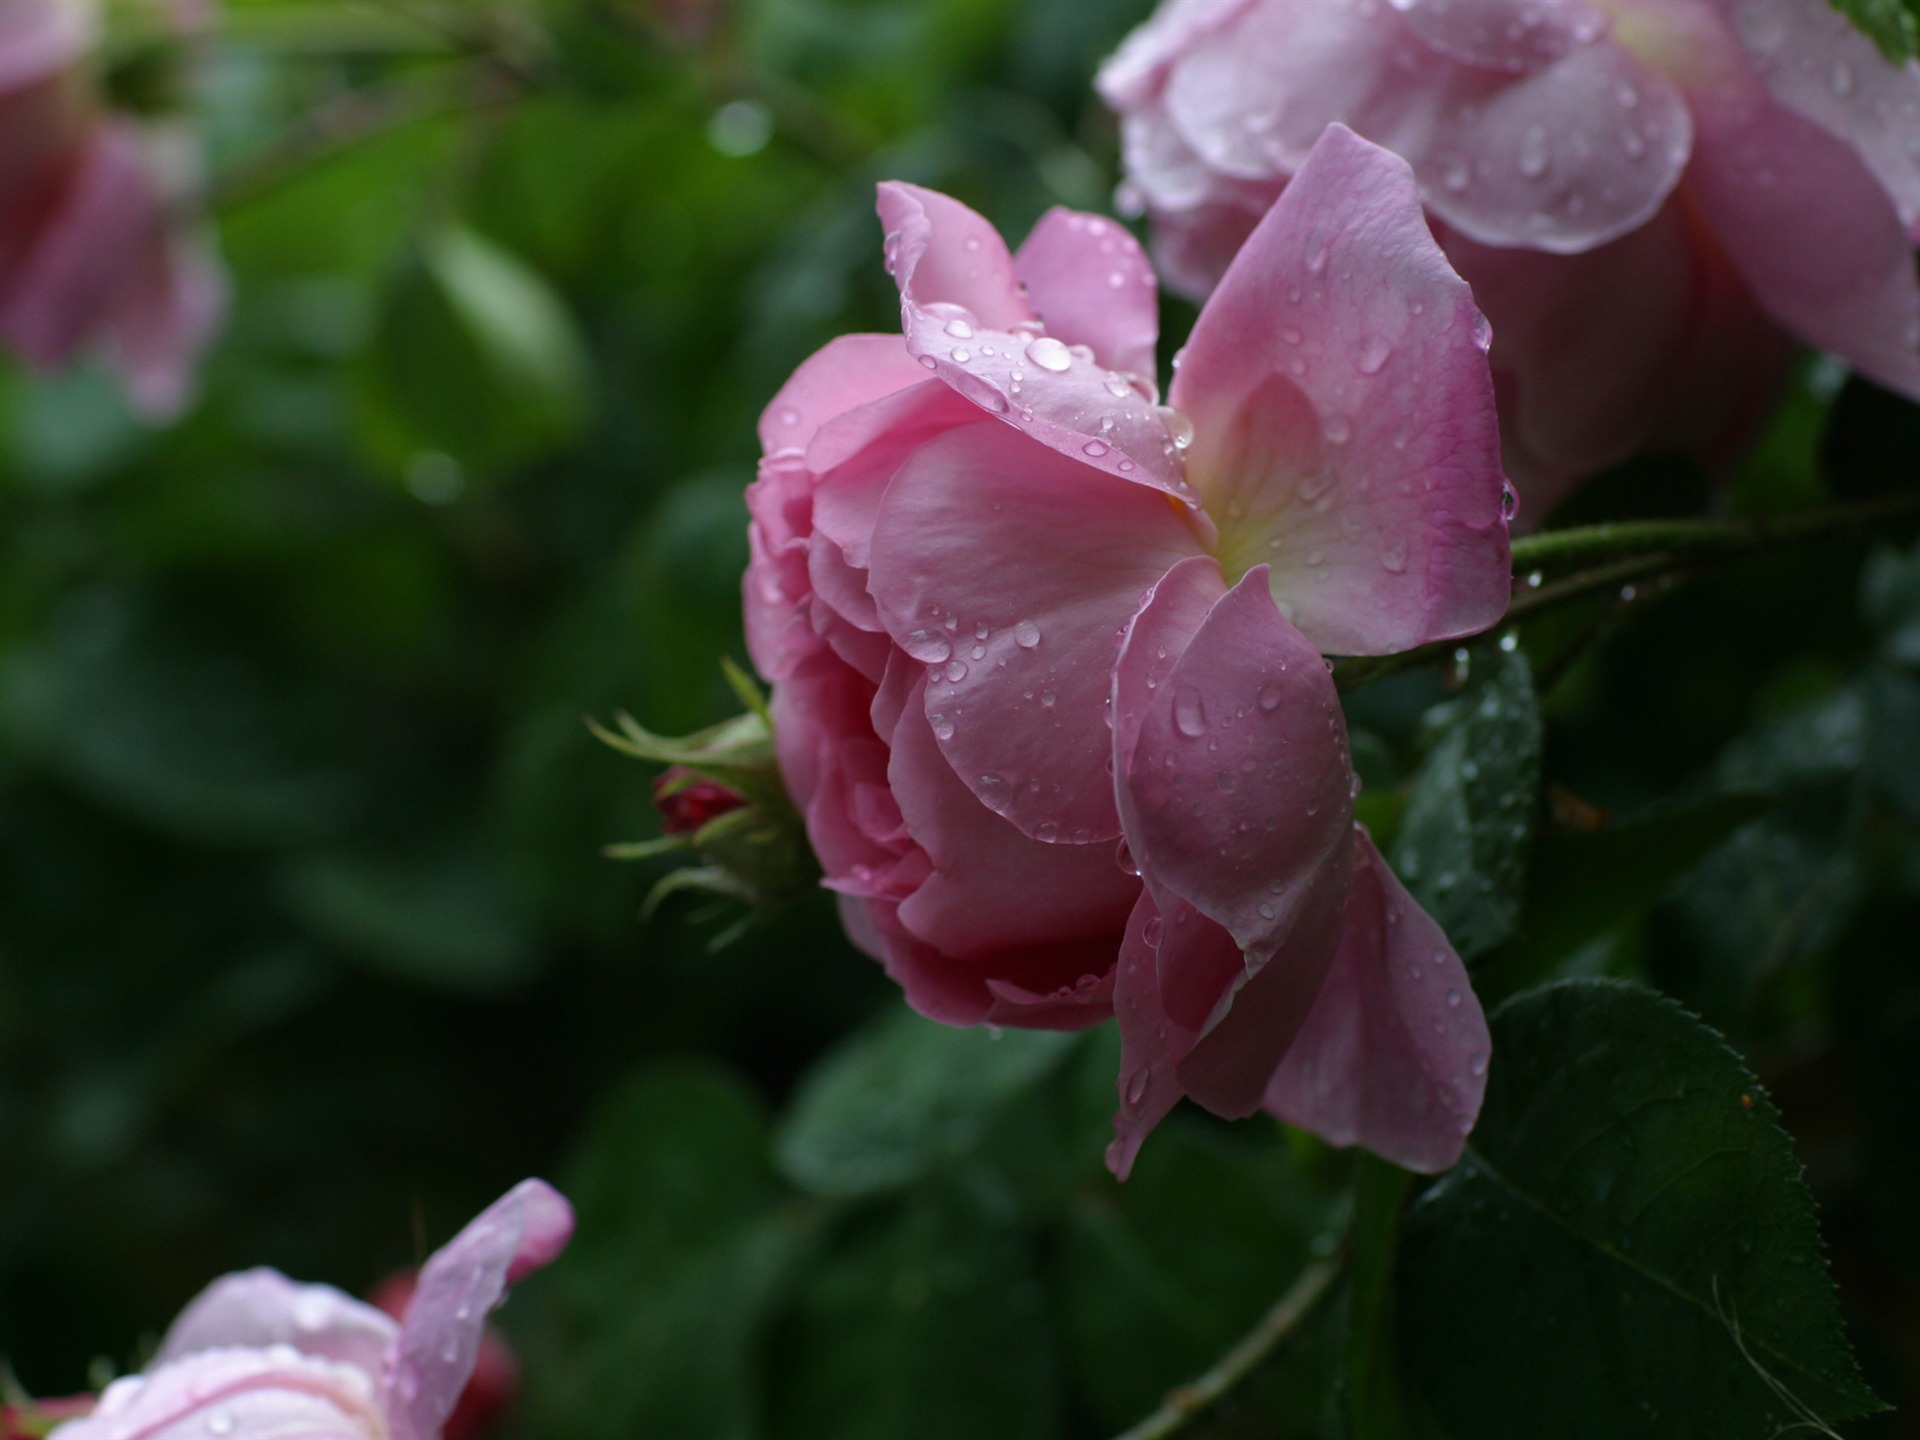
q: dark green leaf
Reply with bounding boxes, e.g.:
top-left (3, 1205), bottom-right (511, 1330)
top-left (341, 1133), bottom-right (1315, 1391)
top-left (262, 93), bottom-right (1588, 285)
top-left (1401, 980), bottom-right (1882, 1440)
top-left (771, 1188), bottom-right (1059, 1440)
top-left (775, 1007), bottom-right (1077, 1198)
top-left (1824, 0), bottom-right (1919, 59)
top-left (527, 1063), bottom-right (807, 1440)
top-left (1060, 1120), bottom-right (1337, 1434)
top-left (1390, 648), bottom-right (1541, 960)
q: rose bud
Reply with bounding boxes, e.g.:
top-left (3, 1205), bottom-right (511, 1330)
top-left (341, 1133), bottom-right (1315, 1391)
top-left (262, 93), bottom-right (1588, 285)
top-left (47, 1181), bottom-right (571, 1440)
top-left (748, 127), bottom-right (1507, 1178)
top-left (1098, 0), bottom-right (1920, 512)
top-left (652, 766), bottom-right (751, 836)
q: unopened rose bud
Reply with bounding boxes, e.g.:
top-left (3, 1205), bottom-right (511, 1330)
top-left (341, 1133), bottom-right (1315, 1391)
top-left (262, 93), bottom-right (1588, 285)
top-left (652, 766), bottom-right (750, 836)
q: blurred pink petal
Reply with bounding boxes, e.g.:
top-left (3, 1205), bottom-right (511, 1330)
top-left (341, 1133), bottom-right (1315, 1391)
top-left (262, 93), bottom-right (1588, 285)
top-left (51, 1350), bottom-right (385, 1440)
top-left (157, 1270), bottom-right (398, 1376)
top-left (1265, 829), bottom-right (1490, 1173)
top-left (1385, 0), bottom-right (1606, 72)
top-left (0, 0), bottom-right (95, 92)
top-left (384, 1180), bottom-right (574, 1440)
top-left (1686, 86), bottom-right (1920, 399)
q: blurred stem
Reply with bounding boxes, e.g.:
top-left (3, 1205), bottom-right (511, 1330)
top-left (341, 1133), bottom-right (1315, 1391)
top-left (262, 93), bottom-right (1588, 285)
top-left (208, 55), bottom-right (526, 212)
top-left (1344, 1156), bottom-right (1415, 1440)
top-left (1110, 1248), bottom-right (1346, 1440)
top-left (1335, 490), bottom-right (1920, 693)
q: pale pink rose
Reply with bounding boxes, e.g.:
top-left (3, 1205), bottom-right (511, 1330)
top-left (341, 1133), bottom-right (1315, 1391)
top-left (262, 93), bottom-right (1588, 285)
top-left (1100, 0), bottom-right (1920, 511)
top-left (748, 126), bottom-right (1508, 1177)
top-left (0, 0), bottom-right (224, 418)
top-left (47, 1181), bottom-right (572, 1440)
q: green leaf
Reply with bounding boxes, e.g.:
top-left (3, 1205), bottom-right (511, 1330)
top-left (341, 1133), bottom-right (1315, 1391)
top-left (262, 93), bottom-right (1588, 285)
top-left (1390, 648), bottom-right (1542, 960)
top-left (1401, 980), bottom-right (1883, 1440)
top-left (1488, 793), bottom-right (1772, 998)
top-left (355, 225), bottom-right (592, 480)
top-left (771, 1188), bottom-right (1060, 1440)
top-left (1824, 0), bottom-right (1919, 60)
top-left (1060, 1120), bottom-right (1338, 1434)
top-left (775, 1007), bottom-right (1077, 1198)
top-left (526, 1062), bottom-right (807, 1440)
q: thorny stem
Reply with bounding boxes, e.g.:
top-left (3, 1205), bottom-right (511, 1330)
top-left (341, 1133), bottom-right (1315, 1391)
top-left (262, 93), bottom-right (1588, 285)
top-left (1334, 490), bottom-right (1920, 693)
top-left (1110, 1251), bottom-right (1346, 1440)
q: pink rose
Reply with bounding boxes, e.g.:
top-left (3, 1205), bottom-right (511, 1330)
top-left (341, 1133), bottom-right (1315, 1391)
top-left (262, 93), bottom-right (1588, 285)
top-left (47, 1181), bottom-right (572, 1440)
top-left (0, 0), bottom-right (224, 418)
top-left (1100, 0), bottom-right (1920, 510)
top-left (747, 125), bottom-right (1508, 1177)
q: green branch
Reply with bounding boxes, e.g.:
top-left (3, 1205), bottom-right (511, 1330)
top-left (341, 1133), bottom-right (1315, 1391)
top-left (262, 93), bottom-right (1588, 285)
top-left (1110, 1251), bottom-right (1346, 1440)
top-left (1335, 491), bottom-right (1920, 693)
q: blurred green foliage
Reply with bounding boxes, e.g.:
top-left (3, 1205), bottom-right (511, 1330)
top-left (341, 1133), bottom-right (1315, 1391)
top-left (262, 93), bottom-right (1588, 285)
top-left (3, 1), bottom-right (1919, 1437)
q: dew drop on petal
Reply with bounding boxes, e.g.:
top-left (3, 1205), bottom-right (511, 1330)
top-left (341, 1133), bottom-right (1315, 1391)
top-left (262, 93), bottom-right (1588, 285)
top-left (1025, 336), bottom-right (1072, 372)
top-left (1013, 619), bottom-right (1041, 648)
top-left (1173, 686), bottom-right (1208, 737)
top-left (902, 629), bottom-right (952, 664)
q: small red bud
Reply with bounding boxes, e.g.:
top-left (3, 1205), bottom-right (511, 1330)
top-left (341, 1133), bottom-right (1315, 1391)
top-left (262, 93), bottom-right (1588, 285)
top-left (370, 1272), bottom-right (519, 1440)
top-left (653, 766), bottom-right (749, 835)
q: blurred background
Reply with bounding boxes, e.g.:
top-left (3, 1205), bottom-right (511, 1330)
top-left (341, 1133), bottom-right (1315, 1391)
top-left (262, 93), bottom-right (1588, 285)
top-left (1, 1), bottom-right (1917, 1436)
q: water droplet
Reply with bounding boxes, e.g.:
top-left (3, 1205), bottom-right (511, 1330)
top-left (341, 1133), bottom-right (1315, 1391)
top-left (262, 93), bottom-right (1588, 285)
top-left (1830, 59), bottom-right (1855, 96)
top-left (1380, 538), bottom-right (1408, 574)
top-left (917, 354), bottom-right (938, 370)
top-left (950, 347), bottom-right (971, 363)
top-left (943, 659), bottom-right (969, 682)
top-left (1525, 569), bottom-right (1543, 588)
top-left (1499, 482), bottom-right (1519, 521)
top-left (1025, 336), bottom-right (1072, 372)
top-left (931, 714), bottom-right (956, 741)
top-left (944, 318), bottom-right (974, 339)
top-left (1356, 335), bottom-right (1392, 374)
top-left (1443, 159), bottom-right (1472, 193)
top-left (1173, 686), bottom-right (1208, 737)
top-left (1324, 414), bottom-right (1352, 444)
top-left (1142, 916), bottom-right (1164, 947)
top-left (962, 234), bottom-right (984, 252)
top-left (1039, 689), bottom-right (1057, 708)
top-left (206, 1412), bottom-right (235, 1437)
top-left (1036, 820), bottom-right (1061, 842)
top-left (1156, 406), bottom-right (1195, 451)
top-left (1083, 439), bottom-right (1111, 458)
top-left (902, 629), bottom-right (952, 664)
top-left (1499, 632), bottom-right (1518, 653)
top-left (1124, 1067), bottom-right (1151, 1105)
top-left (1446, 988), bottom-right (1462, 1007)
top-left (1469, 1052), bottom-right (1488, 1076)
top-left (1518, 123), bottom-right (1549, 179)
top-left (1281, 326), bottom-right (1303, 345)
top-left (777, 406), bottom-right (801, 427)
top-left (1257, 901), bottom-right (1276, 920)
top-left (1258, 683), bottom-right (1283, 712)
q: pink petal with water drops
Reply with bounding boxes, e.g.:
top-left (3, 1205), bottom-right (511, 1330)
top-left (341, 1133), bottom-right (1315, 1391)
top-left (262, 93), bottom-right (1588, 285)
top-left (1172, 126), bottom-right (1511, 655)
top-left (868, 421), bottom-right (1204, 845)
top-left (757, 333), bottom-right (930, 456)
top-left (1384, 0), bottom-right (1607, 74)
top-left (1265, 829), bottom-right (1489, 1172)
top-left (877, 182), bottom-right (1194, 500)
top-left (156, 1270), bottom-right (397, 1378)
top-left (51, 1349), bottom-right (386, 1440)
top-left (1722, 0), bottom-right (1920, 234)
top-left (1107, 890), bottom-right (1205, 1180)
top-left (743, 455), bottom-right (822, 682)
top-left (1013, 208), bottom-right (1159, 381)
top-left (886, 673), bottom-right (1139, 958)
top-left (1114, 565), bottom-right (1355, 1116)
top-left (0, 0), bottom-right (95, 92)
top-left (1687, 88), bottom-right (1920, 401)
top-left (384, 1180), bottom-right (574, 1440)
